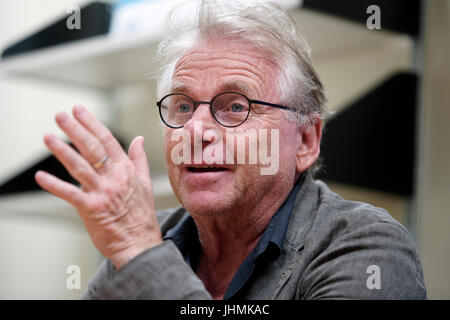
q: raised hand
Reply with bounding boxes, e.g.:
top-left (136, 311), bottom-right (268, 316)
top-left (35, 105), bottom-right (162, 269)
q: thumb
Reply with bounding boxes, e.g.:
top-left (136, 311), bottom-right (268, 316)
top-left (128, 136), bottom-right (150, 180)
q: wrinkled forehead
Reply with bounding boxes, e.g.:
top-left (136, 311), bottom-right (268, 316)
top-left (171, 38), bottom-right (280, 95)
top-left (175, 37), bottom-right (276, 70)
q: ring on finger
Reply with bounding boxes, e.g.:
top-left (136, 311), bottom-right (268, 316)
top-left (93, 155), bottom-right (109, 169)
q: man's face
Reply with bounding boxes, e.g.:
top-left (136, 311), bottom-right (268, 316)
top-left (163, 39), bottom-right (301, 217)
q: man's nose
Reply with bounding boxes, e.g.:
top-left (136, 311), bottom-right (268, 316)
top-left (184, 103), bottom-right (217, 132)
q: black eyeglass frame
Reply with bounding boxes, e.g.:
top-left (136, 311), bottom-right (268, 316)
top-left (156, 91), bottom-right (296, 128)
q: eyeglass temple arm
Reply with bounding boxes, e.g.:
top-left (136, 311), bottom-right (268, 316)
top-left (250, 99), bottom-right (296, 112)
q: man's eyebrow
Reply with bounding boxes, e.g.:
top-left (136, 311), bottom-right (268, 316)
top-left (170, 82), bottom-right (188, 93)
top-left (169, 80), bottom-right (252, 96)
top-left (219, 81), bottom-right (251, 95)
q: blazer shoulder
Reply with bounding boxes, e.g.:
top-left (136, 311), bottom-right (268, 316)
top-left (314, 179), bottom-right (405, 231)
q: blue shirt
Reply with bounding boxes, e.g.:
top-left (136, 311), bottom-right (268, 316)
top-left (165, 174), bottom-right (304, 299)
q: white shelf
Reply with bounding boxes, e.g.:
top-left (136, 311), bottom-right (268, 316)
top-left (0, 32), bottom-right (161, 89)
top-left (0, 0), bottom-right (302, 90)
top-left (0, 6), bottom-right (410, 92)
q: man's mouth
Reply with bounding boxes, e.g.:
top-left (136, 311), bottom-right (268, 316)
top-left (187, 166), bottom-right (229, 173)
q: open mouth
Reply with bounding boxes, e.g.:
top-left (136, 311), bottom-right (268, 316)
top-left (187, 166), bottom-right (229, 173)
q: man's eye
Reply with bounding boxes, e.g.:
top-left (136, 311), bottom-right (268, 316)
top-left (231, 103), bottom-right (244, 112)
top-left (178, 104), bottom-right (191, 113)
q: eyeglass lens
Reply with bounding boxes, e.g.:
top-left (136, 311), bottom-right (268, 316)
top-left (159, 92), bottom-right (250, 128)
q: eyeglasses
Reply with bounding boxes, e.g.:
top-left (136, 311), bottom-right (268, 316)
top-left (156, 91), bottom-right (294, 128)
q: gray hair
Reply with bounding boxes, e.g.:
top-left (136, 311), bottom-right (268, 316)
top-left (155, 0), bottom-right (327, 172)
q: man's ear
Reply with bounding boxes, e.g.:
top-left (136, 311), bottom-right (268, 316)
top-left (296, 118), bottom-right (322, 173)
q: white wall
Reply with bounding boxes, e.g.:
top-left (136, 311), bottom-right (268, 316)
top-left (415, 0), bottom-right (450, 299)
top-left (0, 193), bottom-right (101, 299)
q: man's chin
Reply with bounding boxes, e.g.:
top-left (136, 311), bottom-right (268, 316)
top-left (181, 192), bottom-right (237, 217)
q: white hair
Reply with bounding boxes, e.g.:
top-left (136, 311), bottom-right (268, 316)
top-left (155, 0), bottom-right (328, 172)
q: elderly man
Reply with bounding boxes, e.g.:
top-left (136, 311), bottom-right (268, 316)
top-left (35, 0), bottom-right (426, 299)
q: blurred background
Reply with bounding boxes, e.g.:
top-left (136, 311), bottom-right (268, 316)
top-left (0, 0), bottom-right (448, 299)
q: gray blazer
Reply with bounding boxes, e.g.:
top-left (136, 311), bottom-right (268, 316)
top-left (83, 173), bottom-right (427, 299)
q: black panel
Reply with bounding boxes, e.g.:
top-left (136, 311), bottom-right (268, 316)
top-left (1, 2), bottom-right (111, 59)
top-left (303, 0), bottom-right (421, 37)
top-left (0, 137), bottom-right (125, 195)
top-left (0, 144), bottom-right (78, 195)
top-left (316, 73), bottom-right (418, 196)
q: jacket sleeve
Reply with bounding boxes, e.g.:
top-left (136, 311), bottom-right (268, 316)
top-left (82, 240), bottom-right (212, 300)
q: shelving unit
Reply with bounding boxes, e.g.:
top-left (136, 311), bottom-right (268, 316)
top-left (0, 32), bottom-right (161, 89)
top-left (0, 8), bottom-right (411, 92)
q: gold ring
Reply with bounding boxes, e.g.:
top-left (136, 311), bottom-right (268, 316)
top-left (93, 155), bottom-right (109, 169)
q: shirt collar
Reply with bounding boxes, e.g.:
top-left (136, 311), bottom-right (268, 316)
top-left (252, 173), bottom-right (305, 263)
top-left (164, 213), bottom-right (200, 270)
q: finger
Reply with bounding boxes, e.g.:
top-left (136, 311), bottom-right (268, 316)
top-left (128, 136), bottom-right (151, 180)
top-left (72, 105), bottom-right (125, 161)
top-left (35, 170), bottom-right (89, 209)
top-left (44, 133), bottom-right (99, 190)
top-left (55, 112), bottom-right (108, 171)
